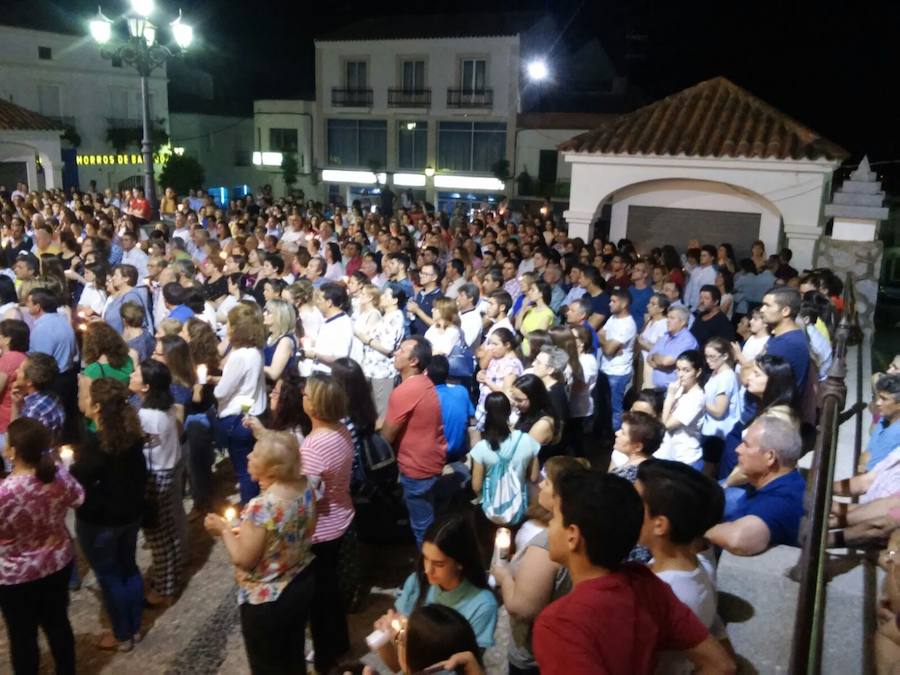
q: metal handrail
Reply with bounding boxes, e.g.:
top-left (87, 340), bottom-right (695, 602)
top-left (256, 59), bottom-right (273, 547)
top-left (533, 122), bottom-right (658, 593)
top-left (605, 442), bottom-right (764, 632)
top-left (789, 274), bottom-right (860, 674)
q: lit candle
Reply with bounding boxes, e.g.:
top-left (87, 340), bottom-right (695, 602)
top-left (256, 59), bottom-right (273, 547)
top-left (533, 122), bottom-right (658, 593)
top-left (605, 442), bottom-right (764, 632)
top-left (237, 395), bottom-right (254, 414)
top-left (219, 251), bottom-right (228, 260)
top-left (224, 506), bottom-right (237, 524)
top-left (494, 527), bottom-right (511, 561)
top-left (77, 311), bottom-right (88, 320)
top-left (196, 363), bottom-right (208, 384)
top-left (59, 445), bottom-right (74, 467)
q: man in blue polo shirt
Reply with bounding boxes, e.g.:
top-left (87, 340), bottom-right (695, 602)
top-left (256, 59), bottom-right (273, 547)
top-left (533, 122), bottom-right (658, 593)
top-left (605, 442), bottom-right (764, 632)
top-left (759, 286), bottom-right (810, 392)
top-left (706, 416), bottom-right (805, 555)
top-left (864, 373), bottom-right (900, 470)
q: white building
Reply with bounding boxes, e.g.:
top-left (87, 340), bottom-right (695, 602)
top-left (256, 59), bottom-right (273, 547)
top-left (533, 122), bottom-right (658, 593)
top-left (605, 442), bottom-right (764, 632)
top-left (0, 98), bottom-right (63, 190)
top-left (561, 77), bottom-right (848, 270)
top-left (0, 23), bottom-right (169, 192)
top-left (311, 13), bottom-right (554, 211)
top-left (251, 99), bottom-right (316, 198)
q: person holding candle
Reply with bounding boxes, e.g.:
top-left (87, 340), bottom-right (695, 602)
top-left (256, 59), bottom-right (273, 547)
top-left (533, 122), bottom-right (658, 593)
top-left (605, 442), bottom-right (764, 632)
top-left (300, 373), bottom-right (356, 674)
top-left (0, 417), bottom-right (84, 674)
top-left (70, 378), bottom-right (147, 651)
top-left (204, 430), bottom-right (316, 674)
top-left (373, 514), bottom-right (498, 672)
top-left (129, 360), bottom-right (186, 607)
top-left (214, 304), bottom-right (267, 505)
top-left (491, 456), bottom-right (585, 675)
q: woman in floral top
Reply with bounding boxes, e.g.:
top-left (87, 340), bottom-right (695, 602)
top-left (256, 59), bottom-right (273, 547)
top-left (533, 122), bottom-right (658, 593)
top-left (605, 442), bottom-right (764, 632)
top-left (475, 328), bottom-right (523, 428)
top-left (205, 430), bottom-right (316, 674)
top-left (356, 281), bottom-right (407, 417)
top-left (0, 417), bottom-right (84, 674)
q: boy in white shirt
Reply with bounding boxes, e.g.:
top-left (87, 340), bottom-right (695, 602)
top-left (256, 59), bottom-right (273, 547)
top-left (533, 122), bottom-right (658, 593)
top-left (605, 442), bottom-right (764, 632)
top-left (599, 288), bottom-right (637, 430)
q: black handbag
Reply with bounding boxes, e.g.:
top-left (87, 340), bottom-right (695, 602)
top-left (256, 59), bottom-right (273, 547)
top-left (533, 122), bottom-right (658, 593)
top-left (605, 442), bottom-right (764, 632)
top-left (361, 432), bottom-right (396, 473)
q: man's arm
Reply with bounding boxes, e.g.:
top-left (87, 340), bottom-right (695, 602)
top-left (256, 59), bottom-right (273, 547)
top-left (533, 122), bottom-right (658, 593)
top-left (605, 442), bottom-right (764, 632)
top-left (683, 635), bottom-right (737, 674)
top-left (587, 312), bottom-right (607, 330)
top-left (706, 515), bottom-right (771, 556)
top-left (598, 331), bottom-right (622, 358)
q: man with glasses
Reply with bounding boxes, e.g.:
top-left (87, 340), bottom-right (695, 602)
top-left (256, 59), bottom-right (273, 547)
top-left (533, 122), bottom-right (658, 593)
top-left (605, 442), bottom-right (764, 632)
top-left (406, 263), bottom-right (442, 335)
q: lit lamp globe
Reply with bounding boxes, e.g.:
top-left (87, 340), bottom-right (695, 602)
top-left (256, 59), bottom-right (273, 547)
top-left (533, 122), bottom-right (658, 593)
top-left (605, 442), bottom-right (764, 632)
top-left (89, 10), bottom-right (112, 45)
top-left (527, 59), bottom-right (549, 81)
top-left (171, 12), bottom-right (193, 49)
top-left (131, 0), bottom-right (154, 17)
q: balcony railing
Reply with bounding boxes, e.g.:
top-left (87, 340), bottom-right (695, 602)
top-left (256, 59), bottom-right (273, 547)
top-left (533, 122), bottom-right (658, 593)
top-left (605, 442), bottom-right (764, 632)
top-left (331, 88), bottom-right (373, 107)
top-left (388, 88), bottom-right (431, 107)
top-left (107, 117), bottom-right (142, 130)
top-left (447, 88), bottom-right (493, 108)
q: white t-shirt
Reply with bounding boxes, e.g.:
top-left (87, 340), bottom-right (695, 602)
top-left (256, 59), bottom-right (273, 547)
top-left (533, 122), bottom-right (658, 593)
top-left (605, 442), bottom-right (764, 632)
top-left (214, 347), bottom-right (267, 417)
top-left (459, 308), bottom-right (483, 349)
top-left (739, 334), bottom-right (769, 374)
top-left (701, 368), bottom-right (741, 438)
top-left (139, 407), bottom-right (182, 470)
top-left (313, 312), bottom-right (353, 374)
top-left (569, 353), bottom-right (599, 419)
top-left (600, 314), bottom-right (637, 377)
top-left (424, 325), bottom-right (461, 356)
top-left (654, 385), bottom-right (705, 465)
top-left (640, 317), bottom-right (668, 356)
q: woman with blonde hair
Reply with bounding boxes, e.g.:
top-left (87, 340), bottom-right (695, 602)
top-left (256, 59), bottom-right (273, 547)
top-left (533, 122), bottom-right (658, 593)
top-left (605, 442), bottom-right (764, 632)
top-left (263, 298), bottom-right (297, 382)
top-left (214, 304), bottom-right (266, 504)
top-left (205, 430), bottom-right (316, 673)
top-left (424, 297), bottom-right (461, 356)
top-left (290, 279), bottom-right (323, 377)
top-left (300, 373), bottom-right (355, 673)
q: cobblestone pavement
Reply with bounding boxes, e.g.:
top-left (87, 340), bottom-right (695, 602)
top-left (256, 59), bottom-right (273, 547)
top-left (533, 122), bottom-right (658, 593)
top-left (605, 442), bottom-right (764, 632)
top-left (0, 491), bottom-right (511, 674)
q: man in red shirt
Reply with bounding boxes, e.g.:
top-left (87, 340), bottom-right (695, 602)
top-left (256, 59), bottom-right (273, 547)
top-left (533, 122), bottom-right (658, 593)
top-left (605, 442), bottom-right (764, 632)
top-left (128, 186), bottom-right (152, 223)
top-left (381, 336), bottom-right (448, 547)
top-left (533, 470), bottom-right (735, 675)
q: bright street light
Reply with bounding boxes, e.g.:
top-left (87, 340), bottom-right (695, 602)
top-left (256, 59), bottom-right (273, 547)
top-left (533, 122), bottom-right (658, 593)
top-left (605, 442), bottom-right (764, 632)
top-left (89, 9), bottom-right (112, 44)
top-left (171, 12), bottom-right (193, 49)
top-left (131, 0), bottom-right (154, 18)
top-left (527, 59), bottom-right (549, 81)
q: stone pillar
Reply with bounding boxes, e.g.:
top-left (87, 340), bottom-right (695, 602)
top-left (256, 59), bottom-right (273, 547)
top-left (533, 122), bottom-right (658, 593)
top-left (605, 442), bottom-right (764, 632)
top-left (562, 208), bottom-right (594, 241)
top-left (815, 238), bottom-right (883, 336)
top-left (25, 158), bottom-right (38, 191)
top-left (782, 223), bottom-right (821, 272)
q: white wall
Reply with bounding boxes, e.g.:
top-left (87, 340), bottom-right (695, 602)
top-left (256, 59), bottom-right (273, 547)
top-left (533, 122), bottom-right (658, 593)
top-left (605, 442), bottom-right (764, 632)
top-left (608, 180), bottom-right (782, 254)
top-left (0, 130), bottom-right (64, 189)
top-left (0, 25), bottom-right (169, 189)
top-left (252, 100), bottom-right (317, 197)
top-left (515, 128), bottom-right (583, 181)
top-left (168, 113), bottom-right (263, 191)
top-left (562, 154), bottom-right (841, 270)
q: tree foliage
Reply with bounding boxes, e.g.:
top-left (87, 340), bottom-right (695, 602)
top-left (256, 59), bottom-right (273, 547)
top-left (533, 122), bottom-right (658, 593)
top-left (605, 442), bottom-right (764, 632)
top-left (281, 152), bottom-right (299, 189)
top-left (159, 153), bottom-right (205, 196)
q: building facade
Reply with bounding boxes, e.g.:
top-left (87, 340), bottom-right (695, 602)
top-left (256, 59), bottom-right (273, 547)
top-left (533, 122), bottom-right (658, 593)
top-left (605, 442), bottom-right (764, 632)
top-left (313, 31), bottom-right (520, 211)
top-left (0, 24), bottom-right (169, 191)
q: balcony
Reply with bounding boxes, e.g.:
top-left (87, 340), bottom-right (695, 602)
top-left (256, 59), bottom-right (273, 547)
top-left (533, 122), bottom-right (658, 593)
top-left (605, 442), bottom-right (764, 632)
top-left (388, 88), bottom-right (431, 108)
top-left (331, 88), bottom-right (373, 107)
top-left (447, 88), bottom-right (493, 108)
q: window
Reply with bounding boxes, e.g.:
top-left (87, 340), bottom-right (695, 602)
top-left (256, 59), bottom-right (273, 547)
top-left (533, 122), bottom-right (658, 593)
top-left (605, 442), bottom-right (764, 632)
top-left (38, 46), bottom-right (52, 60)
top-left (327, 119), bottom-right (386, 167)
top-left (111, 56), bottom-right (122, 68)
top-left (538, 149), bottom-right (558, 183)
top-left (401, 60), bottom-right (425, 91)
top-left (110, 87), bottom-right (129, 119)
top-left (460, 59), bottom-right (486, 92)
top-left (269, 128), bottom-right (298, 153)
top-left (345, 61), bottom-right (368, 90)
top-left (37, 84), bottom-right (61, 118)
top-left (398, 121), bottom-right (427, 169)
top-left (438, 122), bottom-right (506, 172)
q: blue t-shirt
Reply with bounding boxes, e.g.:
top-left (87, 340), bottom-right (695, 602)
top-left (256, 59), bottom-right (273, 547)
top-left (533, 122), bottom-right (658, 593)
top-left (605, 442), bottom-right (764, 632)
top-left (867, 418), bottom-right (900, 471)
top-left (587, 291), bottom-right (610, 321)
top-left (435, 383), bottom-right (475, 461)
top-left (396, 573), bottom-right (498, 648)
top-left (628, 285), bottom-right (654, 327)
top-left (765, 329), bottom-right (809, 393)
top-left (726, 470), bottom-right (806, 547)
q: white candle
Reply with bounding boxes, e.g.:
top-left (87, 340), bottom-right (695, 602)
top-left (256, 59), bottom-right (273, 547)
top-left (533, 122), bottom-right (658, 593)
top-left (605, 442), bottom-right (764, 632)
top-left (224, 506), bottom-right (237, 524)
top-left (237, 395), bottom-right (254, 414)
top-left (494, 528), bottom-right (511, 561)
top-left (365, 618), bottom-right (404, 651)
top-left (196, 364), bottom-right (208, 385)
top-left (59, 445), bottom-right (74, 467)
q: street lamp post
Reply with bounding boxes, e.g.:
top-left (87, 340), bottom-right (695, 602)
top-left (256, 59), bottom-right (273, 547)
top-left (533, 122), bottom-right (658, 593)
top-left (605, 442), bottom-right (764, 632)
top-left (89, 1), bottom-right (193, 217)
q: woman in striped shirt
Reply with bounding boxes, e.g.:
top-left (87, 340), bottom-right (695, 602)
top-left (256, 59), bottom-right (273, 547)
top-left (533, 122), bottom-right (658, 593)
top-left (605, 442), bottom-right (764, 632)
top-left (300, 374), bottom-right (355, 674)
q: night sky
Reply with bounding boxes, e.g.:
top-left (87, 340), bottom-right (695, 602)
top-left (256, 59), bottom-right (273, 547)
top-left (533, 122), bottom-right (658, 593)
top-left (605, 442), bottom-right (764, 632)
top-left (15, 0), bottom-right (900, 189)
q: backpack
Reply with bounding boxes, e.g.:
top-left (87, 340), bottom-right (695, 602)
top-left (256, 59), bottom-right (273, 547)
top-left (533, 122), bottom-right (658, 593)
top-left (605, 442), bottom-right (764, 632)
top-left (481, 431), bottom-right (527, 525)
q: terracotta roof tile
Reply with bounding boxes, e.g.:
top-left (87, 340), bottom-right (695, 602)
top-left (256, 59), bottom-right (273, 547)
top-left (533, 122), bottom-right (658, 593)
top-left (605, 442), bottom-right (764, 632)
top-left (0, 98), bottom-right (63, 132)
top-left (558, 76), bottom-right (848, 161)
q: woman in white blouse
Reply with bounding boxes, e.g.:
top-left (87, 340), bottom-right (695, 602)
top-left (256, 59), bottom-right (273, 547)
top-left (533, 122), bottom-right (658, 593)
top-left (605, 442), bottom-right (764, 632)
top-left (355, 283), bottom-right (406, 416)
top-left (214, 303), bottom-right (267, 504)
top-left (76, 262), bottom-right (109, 318)
top-left (424, 297), bottom-right (462, 356)
top-left (323, 242), bottom-right (344, 281)
top-left (637, 293), bottom-right (670, 389)
top-left (655, 350), bottom-right (707, 470)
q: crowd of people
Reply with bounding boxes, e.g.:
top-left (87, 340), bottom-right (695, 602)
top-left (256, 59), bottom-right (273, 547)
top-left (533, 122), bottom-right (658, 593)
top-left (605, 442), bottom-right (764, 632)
top-left (0, 179), bottom-right (895, 675)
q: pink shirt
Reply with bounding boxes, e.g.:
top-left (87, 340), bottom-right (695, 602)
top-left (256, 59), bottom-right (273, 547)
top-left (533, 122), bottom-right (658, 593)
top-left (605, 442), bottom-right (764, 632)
top-left (300, 427), bottom-right (355, 544)
top-left (0, 468), bottom-right (84, 585)
top-left (0, 350), bottom-right (26, 431)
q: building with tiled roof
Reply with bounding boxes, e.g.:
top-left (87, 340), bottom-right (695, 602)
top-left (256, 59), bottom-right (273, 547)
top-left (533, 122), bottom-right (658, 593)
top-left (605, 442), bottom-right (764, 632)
top-left (0, 98), bottom-right (64, 190)
top-left (559, 76), bottom-right (847, 161)
top-left (560, 76), bottom-right (849, 271)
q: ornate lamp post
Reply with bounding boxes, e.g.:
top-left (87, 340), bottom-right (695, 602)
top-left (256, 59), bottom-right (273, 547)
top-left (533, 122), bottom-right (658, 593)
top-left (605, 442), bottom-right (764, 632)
top-left (89, 0), bottom-right (193, 216)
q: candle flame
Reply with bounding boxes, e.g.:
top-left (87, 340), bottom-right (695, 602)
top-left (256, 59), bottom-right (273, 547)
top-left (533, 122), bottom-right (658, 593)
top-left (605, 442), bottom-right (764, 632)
top-left (224, 507), bottom-right (236, 522)
top-left (391, 619), bottom-right (403, 632)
